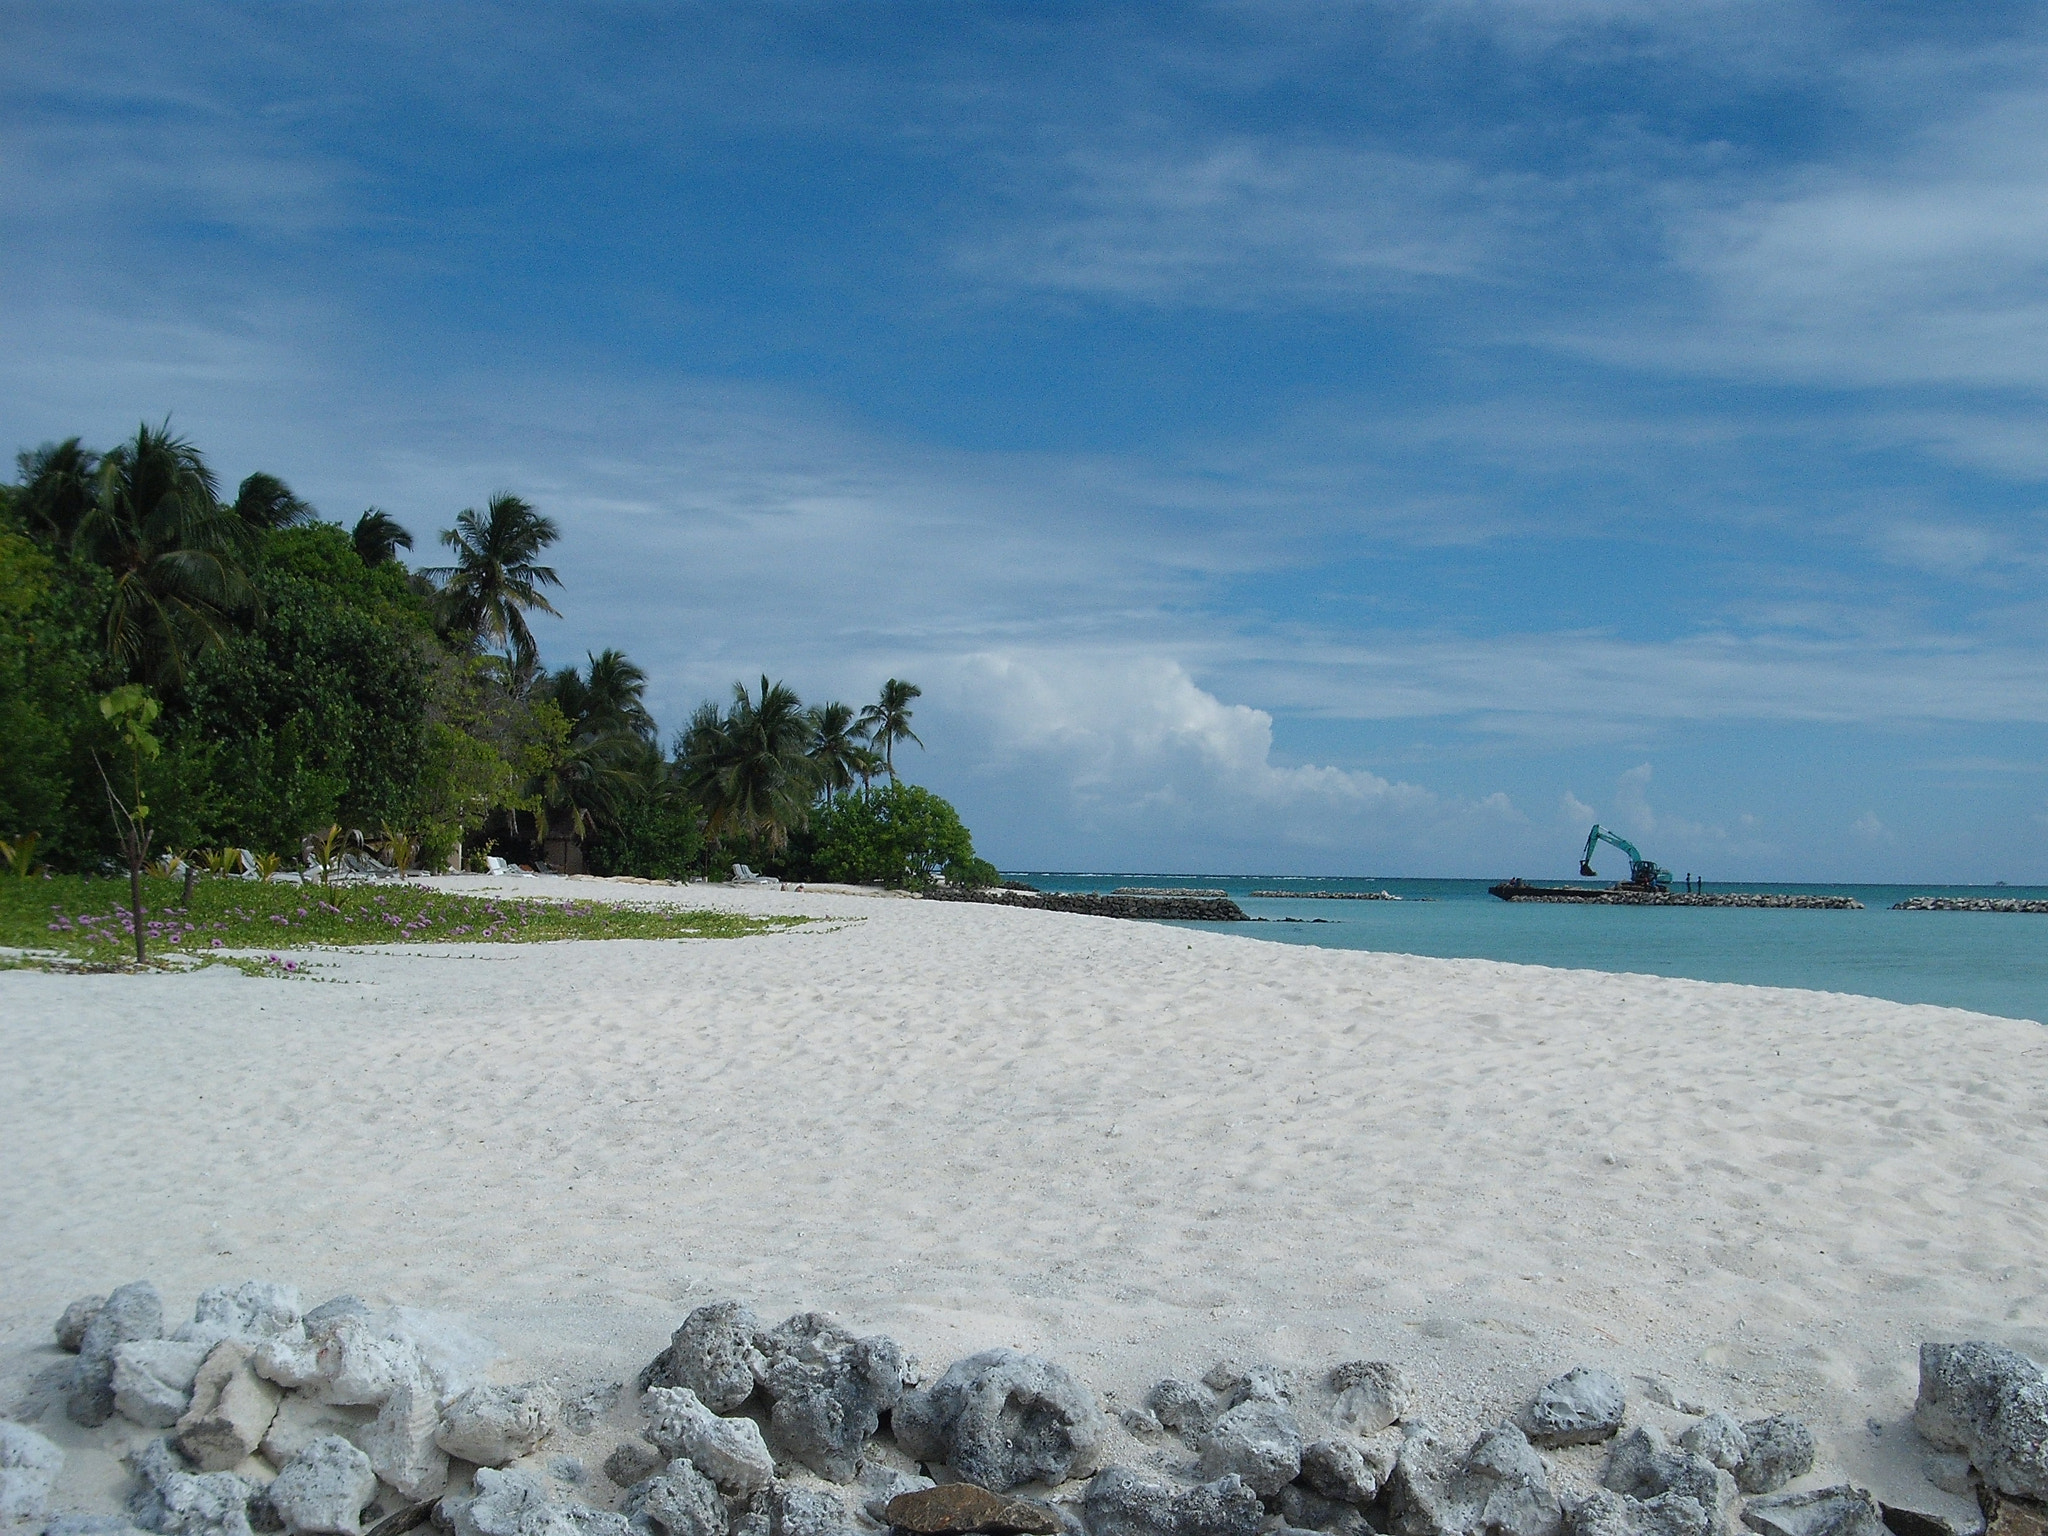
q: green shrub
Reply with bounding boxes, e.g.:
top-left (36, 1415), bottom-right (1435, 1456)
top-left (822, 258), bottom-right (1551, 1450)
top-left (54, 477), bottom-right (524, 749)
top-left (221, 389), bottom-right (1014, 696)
top-left (585, 792), bottom-right (704, 880)
top-left (801, 782), bottom-right (989, 888)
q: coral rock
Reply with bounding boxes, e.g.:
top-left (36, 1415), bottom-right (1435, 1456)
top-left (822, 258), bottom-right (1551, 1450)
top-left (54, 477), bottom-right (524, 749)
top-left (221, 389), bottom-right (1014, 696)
top-left (268, 1437), bottom-right (377, 1536)
top-left (1522, 1370), bottom-right (1626, 1449)
top-left (641, 1385), bottom-right (777, 1497)
top-left (436, 1383), bottom-right (561, 1467)
top-left (895, 1349), bottom-right (1108, 1493)
top-left (177, 1342), bottom-right (285, 1473)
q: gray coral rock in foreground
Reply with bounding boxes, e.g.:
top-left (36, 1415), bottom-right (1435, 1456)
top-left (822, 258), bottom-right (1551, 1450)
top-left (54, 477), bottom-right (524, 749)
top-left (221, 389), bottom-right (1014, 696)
top-left (1301, 1439), bottom-right (1379, 1505)
top-left (114, 1341), bottom-right (213, 1429)
top-left (766, 1483), bottom-right (850, 1536)
top-left (1677, 1417), bottom-right (1746, 1475)
top-left (895, 1348), bottom-right (1108, 1492)
top-left (1740, 1487), bottom-right (1886, 1536)
top-left (640, 1385), bottom-right (777, 1497)
top-left (1200, 1364), bottom-right (1282, 1409)
top-left (255, 1318), bottom-right (423, 1408)
top-left (1523, 1369), bottom-right (1626, 1448)
top-left (436, 1382), bottom-right (561, 1466)
top-left (127, 1437), bottom-right (255, 1536)
top-left (1736, 1417), bottom-right (1815, 1497)
top-left (59, 1295), bottom-right (109, 1352)
top-left (1915, 1343), bottom-right (2048, 1500)
top-left (1081, 1467), bottom-right (1264, 1536)
top-left (267, 1436), bottom-right (376, 1536)
top-left (360, 1375), bottom-right (448, 1500)
top-left (1571, 1490), bottom-right (1711, 1536)
top-left (177, 1283), bottom-right (303, 1353)
top-left (1329, 1364), bottom-right (1411, 1436)
top-left (604, 1441), bottom-right (664, 1488)
top-left (260, 1398), bottom-right (372, 1470)
top-left (443, 1467), bottom-right (550, 1536)
top-left (1274, 1483), bottom-right (1374, 1536)
top-left (73, 1281), bottom-right (167, 1427)
top-left (0, 1420), bottom-right (63, 1522)
top-left (1601, 1429), bottom-right (1734, 1533)
top-left (756, 1311), bottom-right (911, 1483)
top-left (1146, 1381), bottom-right (1218, 1439)
top-left (177, 1342), bottom-right (284, 1473)
top-left (1459, 1423), bottom-right (1561, 1536)
top-left (622, 1458), bottom-right (727, 1536)
top-left (1197, 1398), bottom-right (1303, 1498)
top-left (642, 1301), bottom-right (765, 1413)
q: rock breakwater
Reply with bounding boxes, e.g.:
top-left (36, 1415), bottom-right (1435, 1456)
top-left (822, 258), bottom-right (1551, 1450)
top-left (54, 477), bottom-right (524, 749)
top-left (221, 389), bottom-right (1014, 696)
top-left (1893, 897), bottom-right (2048, 913)
top-left (923, 888), bottom-right (1249, 921)
top-left (1247, 891), bottom-right (1401, 901)
top-left (8, 1280), bottom-right (2021, 1536)
top-left (1489, 883), bottom-right (1863, 909)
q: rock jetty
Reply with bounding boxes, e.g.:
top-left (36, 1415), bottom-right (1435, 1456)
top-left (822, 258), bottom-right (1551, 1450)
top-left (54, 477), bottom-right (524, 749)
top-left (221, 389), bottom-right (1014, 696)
top-left (924, 888), bottom-right (1248, 921)
top-left (1247, 890), bottom-right (1401, 901)
top-left (12, 1278), bottom-right (2021, 1536)
top-left (1489, 883), bottom-right (1863, 909)
top-left (1893, 897), bottom-right (2048, 913)
top-left (1112, 888), bottom-right (1229, 898)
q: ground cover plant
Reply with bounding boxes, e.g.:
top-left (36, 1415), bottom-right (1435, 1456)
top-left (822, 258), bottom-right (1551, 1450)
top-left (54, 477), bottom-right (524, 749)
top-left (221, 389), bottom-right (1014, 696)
top-left (0, 872), bottom-right (797, 966)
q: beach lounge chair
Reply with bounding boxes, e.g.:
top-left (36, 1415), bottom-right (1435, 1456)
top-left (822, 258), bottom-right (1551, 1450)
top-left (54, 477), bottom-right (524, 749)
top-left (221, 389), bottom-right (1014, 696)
top-left (731, 864), bottom-right (780, 887)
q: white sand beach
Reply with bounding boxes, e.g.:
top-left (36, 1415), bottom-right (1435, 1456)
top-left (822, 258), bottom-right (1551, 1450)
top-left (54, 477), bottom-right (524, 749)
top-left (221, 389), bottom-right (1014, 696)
top-left (3, 876), bottom-right (2042, 1522)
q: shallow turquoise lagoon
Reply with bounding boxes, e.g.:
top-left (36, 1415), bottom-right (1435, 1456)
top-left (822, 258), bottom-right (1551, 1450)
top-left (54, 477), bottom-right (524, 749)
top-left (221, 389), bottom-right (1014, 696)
top-left (1008, 873), bottom-right (2048, 1024)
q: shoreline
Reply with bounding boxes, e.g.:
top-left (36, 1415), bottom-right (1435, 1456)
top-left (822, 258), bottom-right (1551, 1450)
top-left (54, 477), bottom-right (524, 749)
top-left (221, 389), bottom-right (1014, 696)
top-left (1, 876), bottom-right (2037, 1529)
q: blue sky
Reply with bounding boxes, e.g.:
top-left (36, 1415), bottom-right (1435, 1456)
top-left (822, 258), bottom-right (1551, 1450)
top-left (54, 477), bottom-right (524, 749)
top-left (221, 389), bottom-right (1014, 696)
top-left (6, 2), bottom-right (2047, 879)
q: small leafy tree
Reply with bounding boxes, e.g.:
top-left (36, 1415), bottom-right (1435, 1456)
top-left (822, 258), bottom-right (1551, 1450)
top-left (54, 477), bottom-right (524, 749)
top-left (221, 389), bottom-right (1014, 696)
top-left (97, 684), bottom-right (162, 962)
top-left (805, 781), bottom-right (991, 887)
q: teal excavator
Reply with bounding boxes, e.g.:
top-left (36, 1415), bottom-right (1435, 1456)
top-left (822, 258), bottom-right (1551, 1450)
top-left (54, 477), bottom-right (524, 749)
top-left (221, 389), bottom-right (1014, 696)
top-left (1579, 824), bottom-right (1672, 891)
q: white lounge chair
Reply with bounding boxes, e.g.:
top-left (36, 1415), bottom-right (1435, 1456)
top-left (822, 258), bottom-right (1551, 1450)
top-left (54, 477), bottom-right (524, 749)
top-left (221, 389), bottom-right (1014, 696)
top-left (731, 863), bottom-right (781, 887)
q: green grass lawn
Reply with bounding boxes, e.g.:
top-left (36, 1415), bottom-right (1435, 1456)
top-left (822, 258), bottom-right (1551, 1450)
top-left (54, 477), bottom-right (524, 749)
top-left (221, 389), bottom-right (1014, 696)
top-left (0, 872), bottom-right (799, 967)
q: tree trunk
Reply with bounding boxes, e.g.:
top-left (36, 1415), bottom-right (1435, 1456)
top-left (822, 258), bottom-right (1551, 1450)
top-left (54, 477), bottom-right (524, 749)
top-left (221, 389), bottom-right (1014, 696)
top-left (127, 841), bottom-right (146, 965)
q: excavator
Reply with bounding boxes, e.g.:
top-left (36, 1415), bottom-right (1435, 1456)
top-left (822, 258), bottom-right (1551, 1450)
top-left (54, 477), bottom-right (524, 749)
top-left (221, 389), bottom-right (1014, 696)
top-left (1577, 824), bottom-right (1672, 891)
top-left (1489, 825), bottom-right (1673, 901)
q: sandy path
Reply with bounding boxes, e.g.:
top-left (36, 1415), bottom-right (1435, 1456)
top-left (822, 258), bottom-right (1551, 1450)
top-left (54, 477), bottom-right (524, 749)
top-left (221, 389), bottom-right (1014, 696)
top-left (2, 875), bottom-right (2042, 1519)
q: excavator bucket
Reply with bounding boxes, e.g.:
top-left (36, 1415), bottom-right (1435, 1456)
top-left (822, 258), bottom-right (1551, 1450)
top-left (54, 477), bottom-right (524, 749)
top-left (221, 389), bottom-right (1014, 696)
top-left (1579, 862), bottom-right (1597, 877)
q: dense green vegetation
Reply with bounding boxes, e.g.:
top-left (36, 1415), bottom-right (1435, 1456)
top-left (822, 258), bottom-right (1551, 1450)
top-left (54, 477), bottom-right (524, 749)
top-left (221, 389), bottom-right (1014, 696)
top-left (0, 872), bottom-right (794, 964)
top-left (0, 423), bottom-right (1000, 935)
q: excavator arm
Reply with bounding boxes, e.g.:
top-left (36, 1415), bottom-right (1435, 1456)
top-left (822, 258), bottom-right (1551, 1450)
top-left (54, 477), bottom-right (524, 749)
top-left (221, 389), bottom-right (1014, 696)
top-left (1579, 824), bottom-right (1643, 876)
top-left (1579, 824), bottom-right (1670, 889)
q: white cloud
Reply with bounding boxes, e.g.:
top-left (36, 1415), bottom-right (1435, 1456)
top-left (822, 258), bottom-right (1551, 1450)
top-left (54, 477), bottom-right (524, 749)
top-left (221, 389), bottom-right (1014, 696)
top-left (959, 138), bottom-right (1534, 307)
top-left (1851, 810), bottom-right (1891, 843)
top-left (1580, 84), bottom-right (2048, 394)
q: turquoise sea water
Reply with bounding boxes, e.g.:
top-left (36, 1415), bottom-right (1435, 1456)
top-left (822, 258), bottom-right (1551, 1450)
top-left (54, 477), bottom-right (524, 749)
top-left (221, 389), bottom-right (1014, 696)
top-left (1007, 873), bottom-right (2048, 1023)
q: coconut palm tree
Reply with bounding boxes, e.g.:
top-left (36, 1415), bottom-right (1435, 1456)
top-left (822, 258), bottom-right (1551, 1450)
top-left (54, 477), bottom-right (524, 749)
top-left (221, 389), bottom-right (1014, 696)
top-left (805, 701), bottom-right (864, 803)
top-left (581, 649), bottom-right (656, 741)
top-left (73, 422), bottom-right (257, 685)
top-left (16, 438), bottom-right (100, 549)
top-left (424, 492), bottom-right (562, 668)
top-left (679, 676), bottom-right (818, 852)
top-left (857, 678), bottom-right (923, 780)
top-left (232, 472), bottom-right (318, 531)
top-left (351, 508), bottom-right (414, 567)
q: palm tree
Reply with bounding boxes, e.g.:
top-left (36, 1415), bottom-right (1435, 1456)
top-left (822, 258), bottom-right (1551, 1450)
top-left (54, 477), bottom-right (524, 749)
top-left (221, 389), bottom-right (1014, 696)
top-left (857, 678), bottom-right (924, 780)
top-left (679, 676), bottom-right (818, 853)
top-left (580, 648), bottom-right (656, 741)
top-left (525, 723), bottom-right (640, 859)
top-left (351, 508), bottom-right (413, 567)
top-left (232, 472), bottom-right (317, 531)
top-left (805, 701), bottom-right (864, 803)
top-left (73, 422), bottom-right (257, 685)
top-left (16, 438), bottom-right (100, 549)
top-left (424, 492), bottom-right (563, 667)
